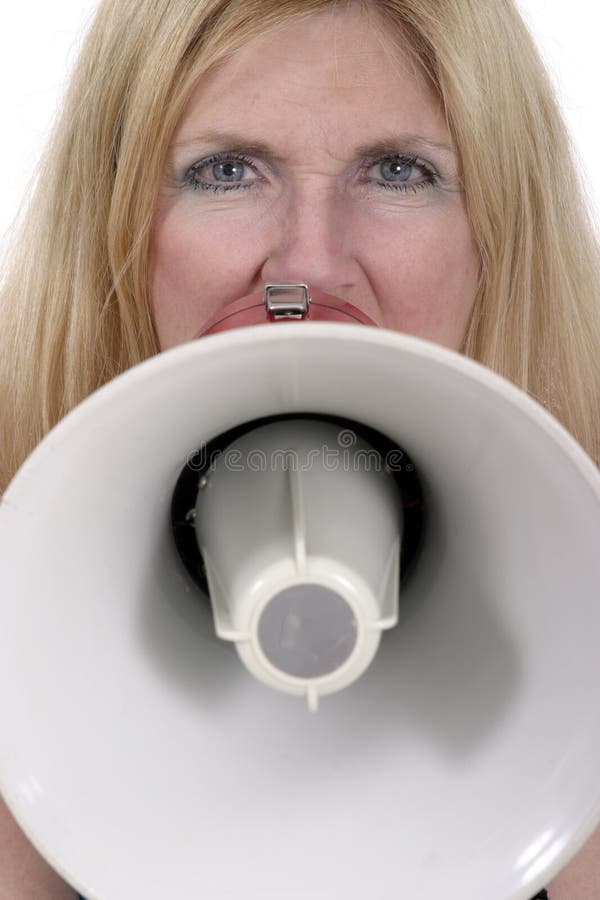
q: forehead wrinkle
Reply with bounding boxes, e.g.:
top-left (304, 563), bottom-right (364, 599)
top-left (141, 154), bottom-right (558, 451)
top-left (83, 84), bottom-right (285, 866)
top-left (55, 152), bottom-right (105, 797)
top-left (172, 10), bottom-right (454, 166)
top-left (169, 126), bottom-right (456, 176)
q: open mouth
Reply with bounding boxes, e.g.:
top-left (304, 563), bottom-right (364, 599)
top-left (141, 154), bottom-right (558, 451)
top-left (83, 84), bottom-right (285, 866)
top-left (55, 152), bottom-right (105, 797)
top-left (195, 284), bottom-right (379, 337)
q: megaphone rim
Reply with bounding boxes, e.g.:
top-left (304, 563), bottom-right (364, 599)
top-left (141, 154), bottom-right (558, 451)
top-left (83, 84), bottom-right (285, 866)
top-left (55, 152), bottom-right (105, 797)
top-left (4, 321), bottom-right (599, 502)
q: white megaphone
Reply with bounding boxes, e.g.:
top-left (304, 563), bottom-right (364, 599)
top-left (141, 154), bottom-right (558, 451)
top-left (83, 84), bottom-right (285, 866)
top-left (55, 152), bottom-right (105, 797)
top-left (1, 284), bottom-right (600, 900)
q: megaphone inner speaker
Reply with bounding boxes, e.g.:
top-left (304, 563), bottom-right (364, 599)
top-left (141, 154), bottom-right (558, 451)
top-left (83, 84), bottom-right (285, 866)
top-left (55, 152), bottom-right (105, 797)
top-left (170, 413), bottom-right (425, 706)
top-left (171, 412), bottom-right (425, 594)
top-left (257, 583), bottom-right (358, 678)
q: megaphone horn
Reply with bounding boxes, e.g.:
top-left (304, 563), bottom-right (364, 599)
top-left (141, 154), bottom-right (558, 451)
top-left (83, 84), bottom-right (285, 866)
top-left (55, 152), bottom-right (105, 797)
top-left (1, 310), bottom-right (600, 900)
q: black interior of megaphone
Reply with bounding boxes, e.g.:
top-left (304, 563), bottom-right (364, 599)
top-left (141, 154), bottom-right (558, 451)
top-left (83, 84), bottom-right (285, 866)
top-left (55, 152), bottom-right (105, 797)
top-left (170, 413), bottom-right (426, 600)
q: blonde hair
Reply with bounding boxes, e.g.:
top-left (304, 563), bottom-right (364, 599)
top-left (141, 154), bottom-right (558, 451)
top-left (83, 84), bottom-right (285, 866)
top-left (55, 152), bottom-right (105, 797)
top-left (1, 0), bottom-right (599, 490)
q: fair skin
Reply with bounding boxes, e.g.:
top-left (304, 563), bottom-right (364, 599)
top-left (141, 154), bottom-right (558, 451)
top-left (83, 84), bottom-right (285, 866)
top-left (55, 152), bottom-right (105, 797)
top-left (149, 7), bottom-right (479, 350)
top-left (1, 6), bottom-right (598, 899)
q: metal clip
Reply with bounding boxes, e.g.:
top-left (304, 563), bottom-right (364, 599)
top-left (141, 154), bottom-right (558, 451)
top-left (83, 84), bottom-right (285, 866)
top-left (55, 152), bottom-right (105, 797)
top-left (264, 284), bottom-right (311, 320)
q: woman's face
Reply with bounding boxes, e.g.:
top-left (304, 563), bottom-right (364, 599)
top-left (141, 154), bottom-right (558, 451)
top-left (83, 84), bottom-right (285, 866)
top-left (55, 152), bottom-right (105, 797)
top-left (149, 6), bottom-right (480, 351)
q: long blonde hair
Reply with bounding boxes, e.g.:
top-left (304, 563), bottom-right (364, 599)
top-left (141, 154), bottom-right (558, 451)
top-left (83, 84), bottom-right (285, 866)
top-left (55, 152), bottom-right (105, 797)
top-left (1, 0), bottom-right (599, 490)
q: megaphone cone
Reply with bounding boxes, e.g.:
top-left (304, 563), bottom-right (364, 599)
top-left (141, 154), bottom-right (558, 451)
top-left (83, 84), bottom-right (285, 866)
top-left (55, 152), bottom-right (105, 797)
top-left (1, 322), bottom-right (600, 900)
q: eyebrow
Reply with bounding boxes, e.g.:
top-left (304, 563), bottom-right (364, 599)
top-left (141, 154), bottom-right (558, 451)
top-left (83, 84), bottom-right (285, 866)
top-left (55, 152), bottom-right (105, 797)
top-left (171, 130), bottom-right (285, 163)
top-left (354, 135), bottom-right (456, 160)
top-left (171, 129), bottom-right (457, 162)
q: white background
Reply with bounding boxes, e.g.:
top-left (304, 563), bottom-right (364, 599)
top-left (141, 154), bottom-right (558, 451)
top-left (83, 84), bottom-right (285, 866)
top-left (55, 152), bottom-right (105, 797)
top-left (1, 1), bottom-right (599, 253)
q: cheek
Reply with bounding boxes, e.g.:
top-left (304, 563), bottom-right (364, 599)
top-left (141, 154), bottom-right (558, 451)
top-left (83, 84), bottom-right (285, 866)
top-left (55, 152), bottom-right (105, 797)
top-left (149, 205), bottom-right (265, 349)
top-left (360, 212), bottom-right (479, 349)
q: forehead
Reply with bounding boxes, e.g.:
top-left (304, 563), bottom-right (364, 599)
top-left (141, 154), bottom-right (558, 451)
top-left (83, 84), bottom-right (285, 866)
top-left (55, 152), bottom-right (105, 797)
top-left (173, 6), bottom-right (449, 154)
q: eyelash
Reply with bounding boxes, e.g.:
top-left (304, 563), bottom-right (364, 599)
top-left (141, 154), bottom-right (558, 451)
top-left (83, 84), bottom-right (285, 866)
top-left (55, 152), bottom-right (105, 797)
top-left (360, 155), bottom-right (438, 194)
top-left (185, 153), bottom-right (259, 193)
top-left (183, 152), bottom-right (438, 194)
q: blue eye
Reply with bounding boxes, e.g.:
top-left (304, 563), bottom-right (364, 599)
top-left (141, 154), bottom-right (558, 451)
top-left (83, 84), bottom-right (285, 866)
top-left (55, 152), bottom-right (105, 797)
top-left (380, 159), bottom-right (414, 181)
top-left (212, 160), bottom-right (246, 183)
top-left (185, 154), bottom-right (259, 192)
top-left (365, 155), bottom-right (437, 193)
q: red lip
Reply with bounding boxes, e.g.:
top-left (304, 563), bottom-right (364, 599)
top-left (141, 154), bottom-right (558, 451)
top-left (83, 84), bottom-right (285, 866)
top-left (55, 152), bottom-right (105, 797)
top-left (195, 289), bottom-right (378, 338)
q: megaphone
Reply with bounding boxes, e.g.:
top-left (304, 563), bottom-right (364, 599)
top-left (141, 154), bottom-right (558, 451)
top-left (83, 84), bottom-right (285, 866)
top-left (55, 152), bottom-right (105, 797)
top-left (1, 286), bottom-right (600, 900)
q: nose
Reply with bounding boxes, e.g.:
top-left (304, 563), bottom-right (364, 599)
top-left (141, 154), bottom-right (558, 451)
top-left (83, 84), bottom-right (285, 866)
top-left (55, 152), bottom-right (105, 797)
top-left (260, 185), bottom-right (359, 297)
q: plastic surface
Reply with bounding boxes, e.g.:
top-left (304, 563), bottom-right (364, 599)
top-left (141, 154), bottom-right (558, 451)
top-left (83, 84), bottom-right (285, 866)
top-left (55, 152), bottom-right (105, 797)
top-left (195, 419), bottom-right (401, 710)
top-left (1, 324), bottom-right (600, 899)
